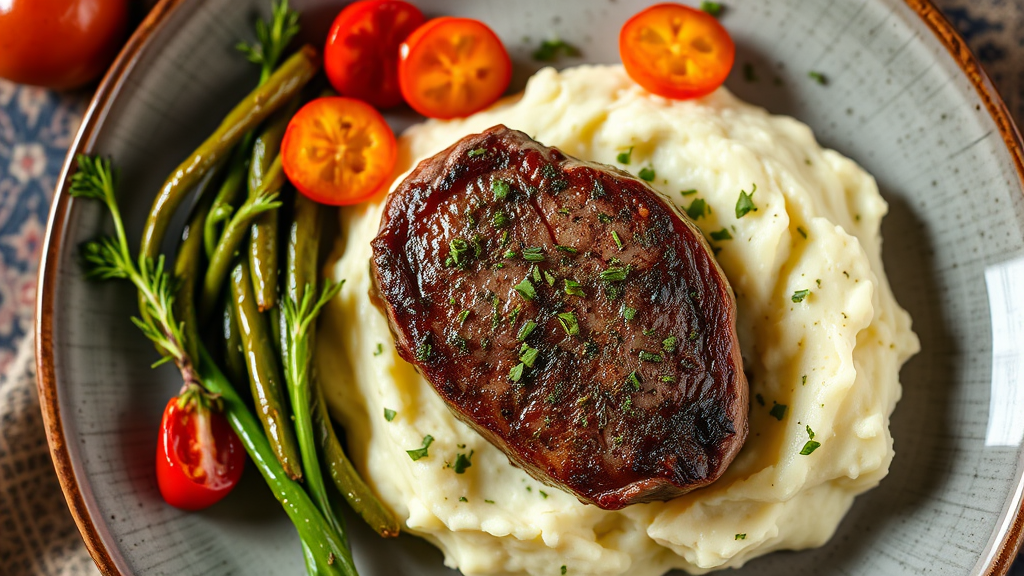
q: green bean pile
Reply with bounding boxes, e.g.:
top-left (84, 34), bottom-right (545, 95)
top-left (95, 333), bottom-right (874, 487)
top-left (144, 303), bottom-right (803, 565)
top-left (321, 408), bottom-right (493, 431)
top-left (69, 2), bottom-right (398, 573)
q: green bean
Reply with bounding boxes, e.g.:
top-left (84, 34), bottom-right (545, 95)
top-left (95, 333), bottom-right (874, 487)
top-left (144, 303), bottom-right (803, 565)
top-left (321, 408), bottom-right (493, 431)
top-left (199, 157), bottom-right (284, 320)
top-left (222, 298), bottom-right (248, 386)
top-left (231, 258), bottom-right (303, 480)
top-left (197, 346), bottom-right (354, 576)
top-left (140, 46), bottom-right (319, 263)
top-left (204, 143), bottom-right (251, 259)
top-left (247, 100), bottom-right (298, 312)
top-left (287, 193), bottom-right (321, 303)
top-left (314, 379), bottom-right (400, 537)
top-left (173, 185), bottom-right (215, 364)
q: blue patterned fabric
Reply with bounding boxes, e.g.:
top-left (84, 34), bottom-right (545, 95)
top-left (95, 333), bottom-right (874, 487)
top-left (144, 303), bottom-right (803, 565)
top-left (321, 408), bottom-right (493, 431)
top-left (0, 1), bottom-right (1021, 574)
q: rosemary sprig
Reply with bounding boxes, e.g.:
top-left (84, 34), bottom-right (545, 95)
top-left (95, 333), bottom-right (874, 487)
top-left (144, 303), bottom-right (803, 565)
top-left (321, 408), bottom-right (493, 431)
top-left (282, 280), bottom-right (345, 536)
top-left (70, 155), bottom-right (198, 387)
top-left (237, 0), bottom-right (301, 82)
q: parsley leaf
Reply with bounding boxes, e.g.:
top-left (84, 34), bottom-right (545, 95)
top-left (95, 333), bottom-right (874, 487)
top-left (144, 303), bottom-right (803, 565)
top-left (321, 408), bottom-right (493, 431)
top-left (557, 312), bottom-right (580, 336)
top-left (564, 279), bottom-right (585, 297)
top-left (639, 350), bottom-right (663, 363)
top-left (384, 408), bottom-right (397, 422)
top-left (492, 179), bottom-right (510, 200)
top-left (735, 184), bottom-right (758, 218)
top-left (638, 166), bottom-right (656, 181)
top-left (710, 228), bottom-right (733, 241)
top-left (600, 266), bottom-right (628, 282)
top-left (701, 1), bottom-right (723, 16)
top-left (791, 289), bottom-right (810, 303)
top-left (514, 277), bottom-right (537, 301)
top-left (468, 148), bottom-right (487, 158)
top-left (450, 451), bottom-right (473, 473)
top-left (662, 336), bottom-right (678, 353)
top-left (415, 342), bottom-right (432, 361)
top-left (617, 147), bottom-right (634, 165)
top-left (517, 320), bottom-right (538, 341)
top-left (407, 435), bottom-right (434, 461)
top-left (686, 198), bottom-right (707, 220)
top-left (808, 71), bottom-right (828, 85)
top-left (769, 403), bottom-right (787, 421)
top-left (800, 440), bottom-right (821, 455)
top-left (509, 363), bottom-right (525, 382)
top-left (622, 306), bottom-right (637, 321)
top-left (533, 38), bottom-right (581, 62)
top-left (735, 533), bottom-right (746, 540)
top-left (519, 343), bottom-right (539, 367)
top-left (522, 247), bottom-right (545, 261)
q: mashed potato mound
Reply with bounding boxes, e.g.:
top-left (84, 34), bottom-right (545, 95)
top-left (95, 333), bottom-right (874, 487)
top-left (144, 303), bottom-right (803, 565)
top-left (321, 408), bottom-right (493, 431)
top-left (317, 65), bottom-right (919, 575)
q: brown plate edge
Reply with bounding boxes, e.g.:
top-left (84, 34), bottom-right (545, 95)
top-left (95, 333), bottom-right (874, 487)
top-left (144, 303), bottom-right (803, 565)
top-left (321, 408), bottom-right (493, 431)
top-left (34, 0), bottom-right (189, 574)
top-left (32, 0), bottom-right (1024, 575)
top-left (899, 2), bottom-right (1024, 575)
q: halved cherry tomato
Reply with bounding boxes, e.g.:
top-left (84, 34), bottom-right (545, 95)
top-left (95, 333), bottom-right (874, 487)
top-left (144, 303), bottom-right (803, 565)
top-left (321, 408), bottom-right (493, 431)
top-left (619, 3), bottom-right (735, 100)
top-left (324, 0), bottom-right (425, 109)
top-left (281, 97), bottom-right (397, 205)
top-left (398, 17), bottom-right (512, 119)
top-left (156, 392), bottom-right (244, 511)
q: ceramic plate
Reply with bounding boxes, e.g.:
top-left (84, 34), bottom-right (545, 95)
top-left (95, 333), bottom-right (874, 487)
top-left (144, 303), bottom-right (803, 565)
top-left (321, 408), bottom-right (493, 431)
top-left (36, 0), bottom-right (1024, 574)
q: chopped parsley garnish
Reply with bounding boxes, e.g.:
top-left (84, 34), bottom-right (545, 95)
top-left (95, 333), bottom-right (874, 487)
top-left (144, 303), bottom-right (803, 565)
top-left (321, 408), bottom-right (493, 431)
top-left (492, 211), bottom-right (510, 228)
top-left (600, 266), bottom-right (628, 282)
top-left (520, 344), bottom-right (539, 367)
top-left (627, 371), bottom-right (642, 391)
top-left (681, 189), bottom-right (698, 196)
top-left (735, 184), bottom-right (757, 218)
top-left (504, 249), bottom-right (517, 259)
top-left (517, 320), bottom-right (538, 341)
top-left (468, 148), bottom-right (487, 158)
top-left (531, 265), bottom-right (542, 282)
top-left (509, 363), bottom-right (525, 382)
top-left (514, 277), bottom-right (537, 300)
top-left (612, 230), bottom-right (624, 249)
top-left (449, 238), bottom-right (471, 266)
top-left (459, 496), bottom-right (468, 502)
top-left (384, 408), bottom-right (397, 422)
top-left (485, 499), bottom-right (495, 504)
top-left (373, 343), bottom-right (384, 356)
top-left (539, 490), bottom-right (548, 499)
top-left (791, 289), bottom-right (810, 303)
top-left (639, 350), bottom-right (663, 363)
top-left (769, 403), bottom-right (787, 421)
top-left (796, 226), bottom-right (807, 238)
top-left (701, 1), bottom-right (723, 16)
top-left (492, 179), bottom-right (510, 200)
top-left (555, 245), bottom-right (578, 254)
top-left (808, 71), bottom-right (828, 85)
top-left (598, 212), bottom-right (613, 223)
top-left (457, 309), bottom-right (470, 325)
top-left (557, 312), bottom-right (580, 336)
top-left (755, 393), bottom-right (765, 406)
top-left (622, 396), bottom-right (633, 413)
top-left (638, 166), bottom-right (656, 181)
top-left (522, 247), bottom-right (545, 261)
top-left (800, 440), bottom-right (821, 455)
top-left (544, 270), bottom-right (556, 286)
top-left (622, 306), bottom-right (637, 321)
top-left (415, 342), bottom-right (432, 361)
top-left (406, 435), bottom-right (434, 461)
top-left (735, 533), bottom-right (746, 540)
top-left (561, 566), bottom-right (567, 575)
top-left (662, 336), bottom-right (678, 353)
top-left (802, 374), bottom-right (807, 386)
top-left (617, 147), bottom-right (633, 165)
top-left (449, 451), bottom-right (474, 474)
top-left (661, 375), bottom-right (676, 382)
top-left (710, 228), bottom-right (733, 241)
top-left (532, 38), bottom-right (581, 62)
top-left (686, 198), bottom-right (707, 220)
top-left (806, 425), bottom-right (815, 439)
top-left (564, 279), bottom-right (585, 297)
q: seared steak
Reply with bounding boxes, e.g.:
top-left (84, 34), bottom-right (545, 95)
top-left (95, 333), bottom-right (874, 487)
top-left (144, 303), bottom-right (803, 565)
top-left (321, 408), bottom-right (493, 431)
top-left (370, 125), bottom-right (747, 510)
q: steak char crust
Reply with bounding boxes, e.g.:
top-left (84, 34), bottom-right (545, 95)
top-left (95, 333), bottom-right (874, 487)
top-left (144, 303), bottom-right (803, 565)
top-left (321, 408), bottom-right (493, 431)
top-left (371, 125), bottom-right (748, 510)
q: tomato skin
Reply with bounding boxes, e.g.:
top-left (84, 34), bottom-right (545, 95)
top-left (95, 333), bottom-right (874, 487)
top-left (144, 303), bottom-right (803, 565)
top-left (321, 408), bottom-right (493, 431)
top-left (0, 0), bottom-right (129, 90)
top-left (281, 96), bottom-right (397, 206)
top-left (324, 0), bottom-right (425, 109)
top-left (398, 17), bottom-right (512, 119)
top-left (619, 3), bottom-right (735, 100)
top-left (156, 396), bottom-right (244, 511)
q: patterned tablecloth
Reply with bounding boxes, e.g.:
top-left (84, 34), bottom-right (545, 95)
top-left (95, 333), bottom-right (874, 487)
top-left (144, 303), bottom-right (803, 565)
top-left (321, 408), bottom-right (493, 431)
top-left (1, 1), bottom-right (1022, 574)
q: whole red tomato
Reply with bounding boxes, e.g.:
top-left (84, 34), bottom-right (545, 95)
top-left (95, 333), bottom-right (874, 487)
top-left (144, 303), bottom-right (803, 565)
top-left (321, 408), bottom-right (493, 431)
top-left (0, 0), bottom-right (129, 90)
top-left (156, 392), bottom-right (245, 511)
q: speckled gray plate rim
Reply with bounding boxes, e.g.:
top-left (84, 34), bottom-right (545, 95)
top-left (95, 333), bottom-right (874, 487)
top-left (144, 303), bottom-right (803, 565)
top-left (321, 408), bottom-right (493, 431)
top-left (35, 0), bottom-right (1024, 575)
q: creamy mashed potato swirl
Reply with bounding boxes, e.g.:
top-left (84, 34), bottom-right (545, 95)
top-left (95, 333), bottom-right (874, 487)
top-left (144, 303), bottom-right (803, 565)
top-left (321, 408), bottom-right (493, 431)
top-left (317, 65), bottom-right (919, 575)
